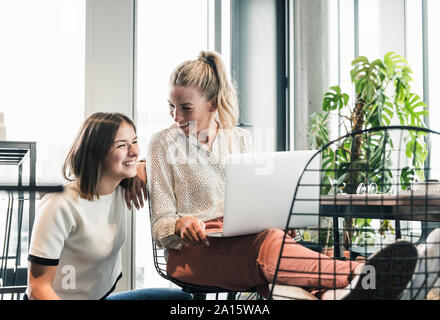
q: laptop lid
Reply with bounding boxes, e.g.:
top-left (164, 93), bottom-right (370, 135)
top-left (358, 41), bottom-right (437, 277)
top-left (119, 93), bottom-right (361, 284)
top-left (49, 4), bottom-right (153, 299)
top-left (220, 150), bottom-right (320, 237)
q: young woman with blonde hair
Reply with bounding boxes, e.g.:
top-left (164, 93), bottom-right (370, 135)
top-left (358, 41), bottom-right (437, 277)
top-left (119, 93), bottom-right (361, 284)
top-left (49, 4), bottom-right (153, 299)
top-left (142, 51), bottom-right (439, 300)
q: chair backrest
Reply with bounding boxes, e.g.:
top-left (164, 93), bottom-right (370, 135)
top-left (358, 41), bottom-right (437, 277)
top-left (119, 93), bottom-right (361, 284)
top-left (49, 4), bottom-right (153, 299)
top-left (269, 126), bottom-right (440, 300)
top-left (152, 239), bottom-right (246, 296)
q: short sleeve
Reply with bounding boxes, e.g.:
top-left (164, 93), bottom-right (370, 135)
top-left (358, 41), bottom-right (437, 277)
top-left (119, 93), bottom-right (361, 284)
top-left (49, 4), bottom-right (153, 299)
top-left (28, 194), bottom-right (76, 266)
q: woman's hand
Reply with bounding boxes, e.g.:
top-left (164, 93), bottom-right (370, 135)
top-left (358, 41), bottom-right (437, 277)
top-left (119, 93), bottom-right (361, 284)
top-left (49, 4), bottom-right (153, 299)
top-left (175, 216), bottom-right (210, 247)
top-left (124, 161), bottom-right (147, 210)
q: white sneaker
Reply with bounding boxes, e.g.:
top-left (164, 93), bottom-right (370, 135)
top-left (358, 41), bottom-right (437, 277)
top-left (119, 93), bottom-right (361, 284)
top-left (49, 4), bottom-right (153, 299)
top-left (269, 284), bottom-right (318, 300)
top-left (400, 228), bottom-right (440, 300)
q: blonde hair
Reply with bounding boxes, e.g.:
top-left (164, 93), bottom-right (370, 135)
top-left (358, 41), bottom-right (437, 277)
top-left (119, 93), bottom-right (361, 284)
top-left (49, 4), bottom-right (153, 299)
top-left (170, 51), bottom-right (239, 151)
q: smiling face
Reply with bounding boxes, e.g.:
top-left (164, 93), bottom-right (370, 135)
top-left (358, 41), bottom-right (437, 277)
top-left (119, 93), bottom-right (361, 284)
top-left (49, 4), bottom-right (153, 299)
top-left (168, 85), bottom-right (217, 135)
top-left (101, 122), bottom-right (139, 181)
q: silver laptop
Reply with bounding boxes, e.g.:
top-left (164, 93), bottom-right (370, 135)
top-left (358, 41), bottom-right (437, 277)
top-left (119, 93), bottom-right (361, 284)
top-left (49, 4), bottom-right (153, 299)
top-left (206, 150), bottom-right (320, 238)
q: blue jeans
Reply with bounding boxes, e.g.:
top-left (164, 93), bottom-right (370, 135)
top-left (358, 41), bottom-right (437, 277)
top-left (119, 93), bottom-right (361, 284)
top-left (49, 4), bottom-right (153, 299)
top-left (105, 288), bottom-right (193, 300)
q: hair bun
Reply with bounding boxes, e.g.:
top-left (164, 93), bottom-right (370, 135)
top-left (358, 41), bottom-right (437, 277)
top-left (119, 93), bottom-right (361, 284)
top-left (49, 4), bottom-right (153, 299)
top-left (198, 52), bottom-right (216, 70)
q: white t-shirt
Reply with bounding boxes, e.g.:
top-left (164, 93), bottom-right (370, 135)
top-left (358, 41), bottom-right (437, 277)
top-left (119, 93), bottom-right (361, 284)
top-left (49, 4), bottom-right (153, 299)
top-left (26, 184), bottom-right (127, 300)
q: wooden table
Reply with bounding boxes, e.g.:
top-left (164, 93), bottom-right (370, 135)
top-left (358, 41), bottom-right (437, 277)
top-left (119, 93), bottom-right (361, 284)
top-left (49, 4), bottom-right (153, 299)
top-left (320, 193), bottom-right (440, 222)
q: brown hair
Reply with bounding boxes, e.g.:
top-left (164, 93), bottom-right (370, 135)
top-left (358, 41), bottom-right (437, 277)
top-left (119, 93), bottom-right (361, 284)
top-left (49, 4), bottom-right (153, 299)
top-left (170, 51), bottom-right (239, 151)
top-left (62, 112), bottom-right (136, 200)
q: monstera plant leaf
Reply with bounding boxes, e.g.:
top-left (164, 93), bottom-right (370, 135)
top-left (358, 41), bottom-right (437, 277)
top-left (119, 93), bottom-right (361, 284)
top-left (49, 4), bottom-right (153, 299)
top-left (322, 86), bottom-right (349, 112)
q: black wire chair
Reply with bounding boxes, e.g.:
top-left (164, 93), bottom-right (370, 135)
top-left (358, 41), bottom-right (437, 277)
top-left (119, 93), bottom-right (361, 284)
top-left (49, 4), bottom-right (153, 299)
top-left (152, 241), bottom-right (259, 300)
top-left (147, 192), bottom-right (259, 300)
top-left (269, 126), bottom-right (440, 300)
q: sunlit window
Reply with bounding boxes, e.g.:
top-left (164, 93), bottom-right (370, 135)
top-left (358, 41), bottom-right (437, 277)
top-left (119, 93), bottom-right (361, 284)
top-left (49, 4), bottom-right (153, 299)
top-left (358, 0), bottom-right (381, 59)
top-left (135, 0), bottom-right (211, 289)
top-left (427, 0), bottom-right (440, 166)
top-left (405, 0), bottom-right (424, 99)
top-left (0, 0), bottom-right (85, 299)
top-left (0, 0), bottom-right (85, 184)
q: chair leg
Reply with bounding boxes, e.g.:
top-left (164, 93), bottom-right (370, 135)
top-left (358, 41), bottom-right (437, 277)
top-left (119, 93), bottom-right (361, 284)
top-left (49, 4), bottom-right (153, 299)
top-left (395, 219), bottom-right (401, 239)
top-left (226, 292), bottom-right (237, 300)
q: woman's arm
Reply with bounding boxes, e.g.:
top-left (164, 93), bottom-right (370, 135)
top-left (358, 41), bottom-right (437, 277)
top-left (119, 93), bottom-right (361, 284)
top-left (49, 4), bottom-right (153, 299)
top-left (147, 131), bottom-right (209, 248)
top-left (147, 132), bottom-right (183, 249)
top-left (27, 262), bottom-right (60, 300)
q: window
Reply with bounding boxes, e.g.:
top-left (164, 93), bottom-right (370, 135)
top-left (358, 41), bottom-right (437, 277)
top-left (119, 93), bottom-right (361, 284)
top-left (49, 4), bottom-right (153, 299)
top-left (405, 0), bottom-right (424, 99)
top-left (0, 0), bottom-right (85, 184)
top-left (405, 0), bottom-right (440, 173)
top-left (0, 0), bottom-right (85, 298)
top-left (427, 0), bottom-right (440, 166)
top-left (358, 0), bottom-right (381, 59)
top-left (135, 0), bottom-right (211, 288)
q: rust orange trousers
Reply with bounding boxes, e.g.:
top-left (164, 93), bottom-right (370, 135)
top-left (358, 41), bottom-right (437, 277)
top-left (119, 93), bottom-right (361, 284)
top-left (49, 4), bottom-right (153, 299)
top-left (167, 218), bottom-right (359, 297)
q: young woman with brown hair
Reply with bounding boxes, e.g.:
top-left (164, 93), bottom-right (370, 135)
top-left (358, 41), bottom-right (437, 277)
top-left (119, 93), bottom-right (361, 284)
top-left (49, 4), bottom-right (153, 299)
top-left (25, 112), bottom-right (191, 300)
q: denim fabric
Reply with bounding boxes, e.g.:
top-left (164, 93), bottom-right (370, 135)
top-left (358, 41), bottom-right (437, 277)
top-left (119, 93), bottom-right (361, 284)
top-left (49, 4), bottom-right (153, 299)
top-left (105, 288), bottom-right (193, 300)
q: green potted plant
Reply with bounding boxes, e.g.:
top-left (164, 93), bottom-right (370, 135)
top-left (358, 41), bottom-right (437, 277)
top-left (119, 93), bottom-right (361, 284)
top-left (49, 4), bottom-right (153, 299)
top-left (307, 51), bottom-right (429, 250)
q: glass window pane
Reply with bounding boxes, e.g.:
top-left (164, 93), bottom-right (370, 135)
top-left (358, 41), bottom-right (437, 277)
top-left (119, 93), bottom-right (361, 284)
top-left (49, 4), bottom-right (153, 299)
top-left (358, 0), bottom-right (380, 59)
top-left (338, 0), bottom-right (355, 138)
top-left (0, 0), bottom-right (85, 299)
top-left (405, 0), bottom-right (424, 99)
top-left (427, 0), bottom-right (440, 166)
top-left (135, 0), bottom-right (209, 288)
top-left (0, 0), bottom-right (85, 184)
